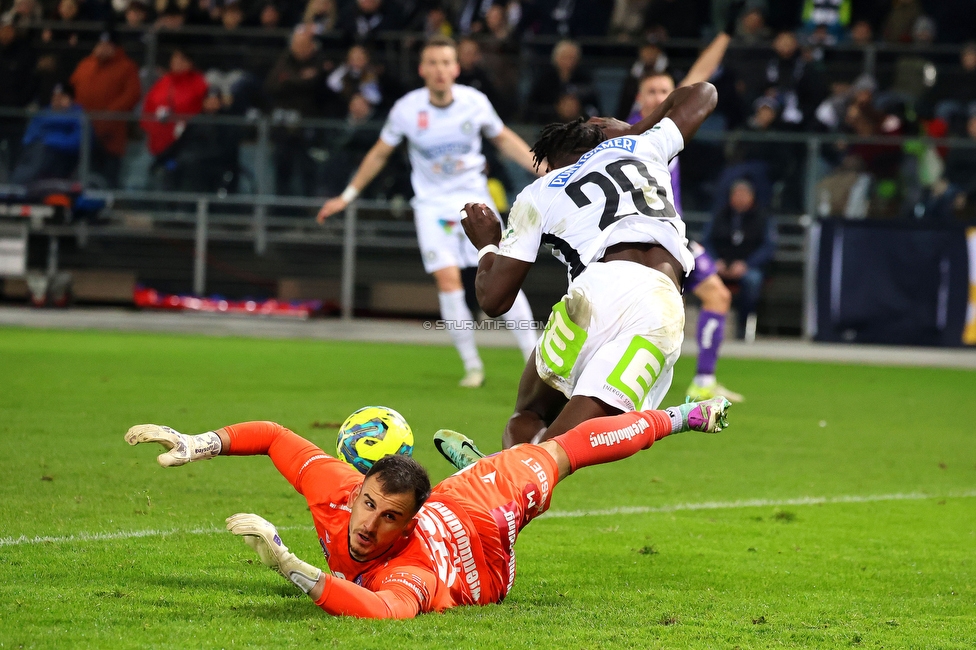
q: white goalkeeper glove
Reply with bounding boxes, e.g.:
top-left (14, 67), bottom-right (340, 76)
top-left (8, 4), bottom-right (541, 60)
top-left (124, 424), bottom-right (222, 467)
top-left (226, 513), bottom-right (324, 594)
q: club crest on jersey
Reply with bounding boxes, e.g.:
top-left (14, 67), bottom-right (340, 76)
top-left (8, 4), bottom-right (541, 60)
top-left (418, 111), bottom-right (429, 130)
top-left (547, 137), bottom-right (637, 188)
top-left (461, 120), bottom-right (473, 134)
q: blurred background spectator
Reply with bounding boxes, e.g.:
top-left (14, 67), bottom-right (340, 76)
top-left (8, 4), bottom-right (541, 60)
top-left (703, 178), bottom-right (776, 337)
top-left (325, 43), bottom-right (394, 117)
top-left (265, 26), bottom-right (324, 195)
top-left (10, 83), bottom-right (82, 184)
top-left (527, 39), bottom-right (599, 122)
top-left (140, 46), bottom-right (208, 187)
top-left (70, 31), bottom-right (142, 187)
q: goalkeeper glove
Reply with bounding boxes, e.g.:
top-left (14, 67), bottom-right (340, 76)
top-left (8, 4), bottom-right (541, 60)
top-left (226, 513), bottom-right (325, 594)
top-left (124, 424), bottom-right (221, 467)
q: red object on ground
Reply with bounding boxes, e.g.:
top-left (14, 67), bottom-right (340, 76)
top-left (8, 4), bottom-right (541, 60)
top-left (133, 286), bottom-right (321, 318)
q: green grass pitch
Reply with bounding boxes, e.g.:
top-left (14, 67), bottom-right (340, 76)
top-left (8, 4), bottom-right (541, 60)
top-left (0, 327), bottom-right (973, 648)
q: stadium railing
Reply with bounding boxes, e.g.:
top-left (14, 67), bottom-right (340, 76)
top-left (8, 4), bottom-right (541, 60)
top-left (1, 104), bottom-right (975, 337)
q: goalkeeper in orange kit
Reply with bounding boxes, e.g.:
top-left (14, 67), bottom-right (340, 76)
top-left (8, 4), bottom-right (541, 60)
top-left (125, 397), bottom-right (730, 619)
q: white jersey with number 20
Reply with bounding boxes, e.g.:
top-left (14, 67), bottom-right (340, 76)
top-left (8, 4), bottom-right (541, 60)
top-left (498, 117), bottom-right (694, 280)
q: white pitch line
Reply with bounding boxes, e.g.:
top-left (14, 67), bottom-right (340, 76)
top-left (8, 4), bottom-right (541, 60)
top-left (2, 491), bottom-right (973, 548)
top-left (537, 490), bottom-right (976, 519)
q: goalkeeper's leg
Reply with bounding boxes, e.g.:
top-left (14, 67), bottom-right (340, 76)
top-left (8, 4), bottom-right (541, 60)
top-left (538, 397), bottom-right (732, 481)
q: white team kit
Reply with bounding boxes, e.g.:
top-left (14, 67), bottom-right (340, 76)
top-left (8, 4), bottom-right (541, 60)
top-left (380, 85), bottom-right (503, 273)
top-left (499, 118), bottom-right (694, 411)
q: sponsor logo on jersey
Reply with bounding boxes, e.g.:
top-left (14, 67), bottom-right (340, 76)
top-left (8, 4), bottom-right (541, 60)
top-left (589, 417), bottom-right (649, 447)
top-left (418, 502), bottom-right (482, 602)
top-left (520, 457), bottom-right (550, 515)
top-left (418, 110), bottom-right (429, 130)
top-left (418, 142), bottom-right (473, 159)
top-left (489, 501), bottom-right (520, 596)
top-left (547, 137), bottom-right (637, 188)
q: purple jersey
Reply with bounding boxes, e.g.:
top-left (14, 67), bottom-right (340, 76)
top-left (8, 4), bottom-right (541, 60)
top-left (629, 113), bottom-right (710, 290)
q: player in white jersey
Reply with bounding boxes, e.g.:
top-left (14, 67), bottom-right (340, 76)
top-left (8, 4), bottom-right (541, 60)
top-left (627, 24), bottom-right (745, 404)
top-left (317, 36), bottom-right (540, 388)
top-left (436, 82), bottom-right (718, 458)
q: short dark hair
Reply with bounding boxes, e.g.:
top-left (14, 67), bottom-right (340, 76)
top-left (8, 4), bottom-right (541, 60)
top-left (364, 454), bottom-right (431, 513)
top-left (422, 34), bottom-right (456, 53)
top-left (530, 117), bottom-right (606, 171)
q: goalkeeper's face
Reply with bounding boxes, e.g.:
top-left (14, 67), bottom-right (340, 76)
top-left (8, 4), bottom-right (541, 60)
top-left (347, 476), bottom-right (418, 562)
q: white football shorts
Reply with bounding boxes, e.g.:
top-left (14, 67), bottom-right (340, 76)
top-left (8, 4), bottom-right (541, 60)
top-left (535, 260), bottom-right (685, 412)
top-left (412, 194), bottom-right (499, 274)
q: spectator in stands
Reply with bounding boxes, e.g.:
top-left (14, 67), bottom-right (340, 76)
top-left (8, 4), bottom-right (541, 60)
top-left (815, 73), bottom-right (877, 133)
top-left (325, 44), bottom-right (392, 117)
top-left (255, 1), bottom-right (280, 28)
top-left (643, 0), bottom-right (705, 40)
top-left (1, 0), bottom-right (42, 27)
top-left (141, 46), bottom-right (209, 185)
top-left (524, 0), bottom-right (610, 37)
top-left (41, 0), bottom-right (82, 47)
top-left (737, 7), bottom-right (771, 44)
top-left (154, 0), bottom-right (187, 28)
top-left (703, 179), bottom-right (776, 337)
top-left (70, 31), bottom-right (142, 187)
top-left (484, 2), bottom-right (515, 42)
top-left (219, 0), bottom-right (244, 29)
top-left (456, 37), bottom-right (500, 110)
top-left (615, 37), bottom-right (668, 120)
top-left (608, 0), bottom-right (650, 40)
top-left (928, 42), bottom-right (976, 133)
top-left (849, 19), bottom-right (873, 45)
top-left (762, 30), bottom-right (827, 129)
top-left (10, 83), bottom-right (82, 184)
top-left (881, 0), bottom-right (921, 44)
top-left (265, 26), bottom-right (325, 195)
top-left (302, 0), bottom-right (337, 32)
top-left (421, 5), bottom-right (453, 38)
top-left (800, 0), bottom-right (851, 45)
top-left (164, 88), bottom-right (243, 192)
top-left (526, 39), bottom-right (599, 122)
top-left (124, 0), bottom-right (150, 28)
top-left (337, 0), bottom-right (403, 45)
top-left (0, 24), bottom-right (37, 120)
top-left (882, 15), bottom-right (937, 111)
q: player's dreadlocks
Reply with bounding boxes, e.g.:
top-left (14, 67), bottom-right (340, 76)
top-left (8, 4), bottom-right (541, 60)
top-left (530, 117), bottom-right (606, 172)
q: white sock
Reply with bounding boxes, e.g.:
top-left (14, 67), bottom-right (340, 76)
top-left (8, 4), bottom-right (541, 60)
top-left (438, 289), bottom-right (482, 372)
top-left (694, 374), bottom-right (716, 387)
top-left (501, 290), bottom-right (538, 361)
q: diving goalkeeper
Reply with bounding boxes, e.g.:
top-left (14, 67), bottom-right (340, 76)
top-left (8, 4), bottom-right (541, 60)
top-left (125, 397), bottom-right (730, 619)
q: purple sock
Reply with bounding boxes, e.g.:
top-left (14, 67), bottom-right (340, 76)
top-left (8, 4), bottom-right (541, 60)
top-left (696, 310), bottom-right (726, 376)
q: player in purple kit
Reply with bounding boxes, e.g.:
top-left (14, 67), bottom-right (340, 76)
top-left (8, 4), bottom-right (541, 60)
top-left (625, 23), bottom-right (744, 403)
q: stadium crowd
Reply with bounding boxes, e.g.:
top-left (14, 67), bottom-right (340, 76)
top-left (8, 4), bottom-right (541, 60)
top-left (0, 0), bottom-right (975, 221)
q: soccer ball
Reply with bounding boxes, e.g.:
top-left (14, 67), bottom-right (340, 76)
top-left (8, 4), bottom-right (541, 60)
top-left (337, 406), bottom-right (414, 474)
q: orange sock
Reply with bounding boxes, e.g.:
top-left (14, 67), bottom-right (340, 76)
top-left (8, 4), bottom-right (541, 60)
top-left (552, 410), bottom-right (674, 473)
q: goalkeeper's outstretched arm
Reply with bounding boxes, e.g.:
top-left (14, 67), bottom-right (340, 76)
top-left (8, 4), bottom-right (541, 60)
top-left (125, 421), bottom-right (337, 499)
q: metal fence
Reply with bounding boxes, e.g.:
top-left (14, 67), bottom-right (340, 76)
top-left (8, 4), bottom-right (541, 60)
top-left (2, 102), bottom-right (976, 337)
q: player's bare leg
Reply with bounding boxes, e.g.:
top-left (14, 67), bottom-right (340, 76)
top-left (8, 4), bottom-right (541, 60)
top-left (433, 265), bottom-right (484, 387)
top-left (687, 273), bottom-right (744, 403)
top-left (504, 350), bottom-right (567, 447)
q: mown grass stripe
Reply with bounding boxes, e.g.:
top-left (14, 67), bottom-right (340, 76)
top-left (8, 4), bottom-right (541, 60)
top-left (4, 490), bottom-right (973, 548)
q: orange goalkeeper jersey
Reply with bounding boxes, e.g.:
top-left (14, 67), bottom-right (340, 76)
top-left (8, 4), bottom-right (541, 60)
top-left (223, 422), bottom-right (558, 619)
